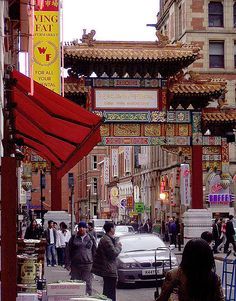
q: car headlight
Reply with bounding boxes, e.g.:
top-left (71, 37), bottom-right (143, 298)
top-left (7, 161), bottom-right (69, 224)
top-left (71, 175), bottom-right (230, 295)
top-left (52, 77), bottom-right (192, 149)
top-left (119, 262), bottom-right (138, 269)
top-left (164, 259), bottom-right (178, 267)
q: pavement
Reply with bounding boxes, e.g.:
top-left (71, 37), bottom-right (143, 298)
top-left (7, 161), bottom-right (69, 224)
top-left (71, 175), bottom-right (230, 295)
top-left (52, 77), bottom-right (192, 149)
top-left (44, 264), bottom-right (102, 295)
top-left (43, 244), bottom-right (236, 299)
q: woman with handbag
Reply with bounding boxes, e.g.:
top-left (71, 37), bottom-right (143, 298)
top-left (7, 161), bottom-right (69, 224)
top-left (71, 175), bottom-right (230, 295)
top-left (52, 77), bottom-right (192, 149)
top-left (156, 238), bottom-right (224, 301)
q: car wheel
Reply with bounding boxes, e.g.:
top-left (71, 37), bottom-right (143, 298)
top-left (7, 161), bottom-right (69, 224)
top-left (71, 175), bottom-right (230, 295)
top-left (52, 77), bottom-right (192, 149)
top-left (117, 281), bottom-right (125, 289)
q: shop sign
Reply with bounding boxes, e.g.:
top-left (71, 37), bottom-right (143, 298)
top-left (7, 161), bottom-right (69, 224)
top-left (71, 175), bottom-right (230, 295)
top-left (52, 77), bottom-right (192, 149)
top-left (127, 196), bottom-right (134, 209)
top-left (33, 0), bottom-right (61, 94)
top-left (209, 174), bottom-right (230, 194)
top-left (124, 146), bottom-right (132, 173)
top-left (133, 185), bottom-right (140, 202)
top-left (180, 163), bottom-right (191, 206)
top-left (208, 194), bottom-right (234, 204)
top-left (145, 205), bottom-right (151, 212)
top-left (110, 187), bottom-right (119, 207)
top-left (112, 149), bottom-right (119, 177)
top-left (104, 157), bottom-right (110, 184)
top-left (130, 211), bottom-right (138, 216)
top-left (135, 202), bottom-right (144, 213)
top-left (120, 198), bottom-right (127, 209)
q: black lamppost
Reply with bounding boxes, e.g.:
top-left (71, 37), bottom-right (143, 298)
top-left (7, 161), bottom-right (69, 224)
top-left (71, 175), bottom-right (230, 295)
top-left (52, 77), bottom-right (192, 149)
top-left (88, 186), bottom-right (91, 221)
top-left (68, 173), bottom-right (74, 235)
top-left (40, 169), bottom-right (46, 226)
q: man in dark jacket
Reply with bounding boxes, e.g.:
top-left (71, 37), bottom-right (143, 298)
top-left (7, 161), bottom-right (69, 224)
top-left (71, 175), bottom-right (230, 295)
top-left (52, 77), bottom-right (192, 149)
top-left (212, 218), bottom-right (221, 254)
top-left (168, 218), bottom-right (177, 247)
top-left (44, 220), bottom-right (57, 266)
top-left (224, 215), bottom-right (236, 255)
top-left (92, 222), bottom-right (122, 301)
top-left (65, 221), bottom-right (96, 296)
top-left (88, 221), bottom-right (97, 241)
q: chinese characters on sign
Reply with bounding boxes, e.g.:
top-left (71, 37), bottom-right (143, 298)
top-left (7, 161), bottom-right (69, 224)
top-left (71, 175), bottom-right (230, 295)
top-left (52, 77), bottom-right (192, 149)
top-left (94, 89), bottom-right (158, 110)
top-left (112, 149), bottom-right (119, 177)
top-left (104, 157), bottom-right (110, 184)
top-left (180, 164), bottom-right (191, 206)
top-left (124, 146), bottom-right (132, 173)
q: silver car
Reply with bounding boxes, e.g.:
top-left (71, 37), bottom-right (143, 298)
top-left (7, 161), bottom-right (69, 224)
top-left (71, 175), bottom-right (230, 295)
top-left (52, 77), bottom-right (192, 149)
top-left (115, 225), bottom-right (135, 238)
top-left (117, 233), bottom-right (178, 285)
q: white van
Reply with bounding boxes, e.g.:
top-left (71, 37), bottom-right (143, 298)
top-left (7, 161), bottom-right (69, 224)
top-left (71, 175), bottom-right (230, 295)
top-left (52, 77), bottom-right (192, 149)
top-left (90, 218), bottom-right (112, 238)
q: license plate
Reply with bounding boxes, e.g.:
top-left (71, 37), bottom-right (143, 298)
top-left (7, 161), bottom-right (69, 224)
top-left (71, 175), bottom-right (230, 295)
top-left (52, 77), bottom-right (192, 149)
top-left (141, 269), bottom-right (162, 276)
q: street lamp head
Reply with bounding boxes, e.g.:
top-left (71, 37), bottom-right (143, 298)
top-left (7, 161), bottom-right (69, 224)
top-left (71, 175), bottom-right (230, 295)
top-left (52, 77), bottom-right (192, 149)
top-left (159, 192), bottom-right (166, 201)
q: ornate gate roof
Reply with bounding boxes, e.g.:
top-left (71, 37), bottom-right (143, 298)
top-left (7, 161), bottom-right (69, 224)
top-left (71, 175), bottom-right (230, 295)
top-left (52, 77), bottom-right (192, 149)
top-left (64, 30), bottom-right (200, 78)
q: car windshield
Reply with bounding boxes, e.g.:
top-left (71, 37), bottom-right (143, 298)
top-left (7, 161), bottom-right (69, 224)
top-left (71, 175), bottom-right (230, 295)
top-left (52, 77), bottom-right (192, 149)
top-left (93, 220), bottom-right (111, 227)
top-left (116, 226), bottom-right (130, 232)
top-left (119, 235), bottom-right (165, 253)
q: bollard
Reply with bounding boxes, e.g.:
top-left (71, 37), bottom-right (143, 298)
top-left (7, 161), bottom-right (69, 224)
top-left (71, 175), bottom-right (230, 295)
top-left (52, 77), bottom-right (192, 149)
top-left (178, 233), bottom-right (181, 251)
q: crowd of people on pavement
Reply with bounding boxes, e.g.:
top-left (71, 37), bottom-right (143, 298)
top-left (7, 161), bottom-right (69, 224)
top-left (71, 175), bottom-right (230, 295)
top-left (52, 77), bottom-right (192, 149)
top-left (23, 219), bottom-right (72, 267)
top-left (64, 220), bottom-right (121, 301)
top-left (23, 218), bottom-right (121, 301)
top-left (210, 215), bottom-right (236, 255)
top-left (22, 214), bottom-right (236, 301)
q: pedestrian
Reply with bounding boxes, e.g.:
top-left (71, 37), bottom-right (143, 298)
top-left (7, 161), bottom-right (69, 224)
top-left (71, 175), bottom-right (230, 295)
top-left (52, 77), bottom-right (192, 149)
top-left (164, 218), bottom-right (170, 242)
top-left (217, 218), bottom-right (226, 253)
top-left (201, 231), bottom-right (214, 250)
top-left (142, 219), bottom-right (151, 233)
top-left (224, 215), bottom-right (236, 255)
top-left (92, 222), bottom-right (122, 301)
top-left (57, 222), bottom-right (71, 266)
top-left (212, 218), bottom-right (221, 254)
top-left (87, 221), bottom-right (97, 241)
top-left (44, 220), bottom-right (57, 267)
top-left (65, 221), bottom-right (96, 296)
top-left (168, 218), bottom-right (177, 247)
top-left (156, 238), bottom-right (224, 301)
top-left (24, 219), bottom-right (43, 240)
top-left (53, 221), bottom-right (60, 263)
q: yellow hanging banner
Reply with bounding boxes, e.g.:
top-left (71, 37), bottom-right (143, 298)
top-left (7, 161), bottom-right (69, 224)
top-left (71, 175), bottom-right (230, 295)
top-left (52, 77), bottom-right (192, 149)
top-left (33, 0), bottom-right (60, 94)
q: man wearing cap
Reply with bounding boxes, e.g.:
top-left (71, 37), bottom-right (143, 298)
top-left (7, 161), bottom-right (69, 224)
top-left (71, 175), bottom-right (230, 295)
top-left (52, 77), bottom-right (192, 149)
top-left (65, 221), bottom-right (97, 295)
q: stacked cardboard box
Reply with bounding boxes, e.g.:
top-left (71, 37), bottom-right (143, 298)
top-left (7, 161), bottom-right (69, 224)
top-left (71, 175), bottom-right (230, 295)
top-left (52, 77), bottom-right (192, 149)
top-left (47, 281), bottom-right (86, 301)
top-left (70, 297), bottom-right (111, 301)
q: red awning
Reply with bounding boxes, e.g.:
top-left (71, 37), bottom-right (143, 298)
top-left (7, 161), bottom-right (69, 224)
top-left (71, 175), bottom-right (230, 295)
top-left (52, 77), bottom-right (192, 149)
top-left (11, 70), bottom-right (102, 178)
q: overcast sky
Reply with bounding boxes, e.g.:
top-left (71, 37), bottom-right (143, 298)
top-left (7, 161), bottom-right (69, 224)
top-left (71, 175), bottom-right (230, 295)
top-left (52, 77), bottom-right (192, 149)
top-left (62, 0), bottom-right (159, 42)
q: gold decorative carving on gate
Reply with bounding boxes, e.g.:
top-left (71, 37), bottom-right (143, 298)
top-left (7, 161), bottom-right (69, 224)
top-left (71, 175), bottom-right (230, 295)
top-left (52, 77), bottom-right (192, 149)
top-left (178, 124), bottom-right (189, 136)
top-left (166, 124), bottom-right (175, 136)
top-left (203, 146), bottom-right (221, 155)
top-left (144, 124), bottom-right (161, 136)
top-left (100, 124), bottom-right (110, 136)
top-left (114, 124), bottom-right (140, 137)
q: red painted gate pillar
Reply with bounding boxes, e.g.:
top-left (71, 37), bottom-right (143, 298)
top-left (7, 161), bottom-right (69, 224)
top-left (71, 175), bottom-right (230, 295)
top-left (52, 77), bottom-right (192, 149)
top-left (51, 165), bottom-right (62, 210)
top-left (1, 157), bottom-right (17, 301)
top-left (192, 145), bottom-right (203, 209)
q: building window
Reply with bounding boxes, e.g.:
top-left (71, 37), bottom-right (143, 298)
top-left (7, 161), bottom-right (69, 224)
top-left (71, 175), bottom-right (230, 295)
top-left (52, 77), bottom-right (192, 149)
top-left (235, 42), bottom-right (236, 68)
top-left (178, 5), bottom-right (182, 36)
top-left (92, 155), bottom-right (97, 169)
top-left (209, 41), bottom-right (224, 68)
top-left (234, 3), bottom-right (236, 27)
top-left (92, 177), bottom-right (98, 194)
top-left (208, 2), bottom-right (223, 27)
